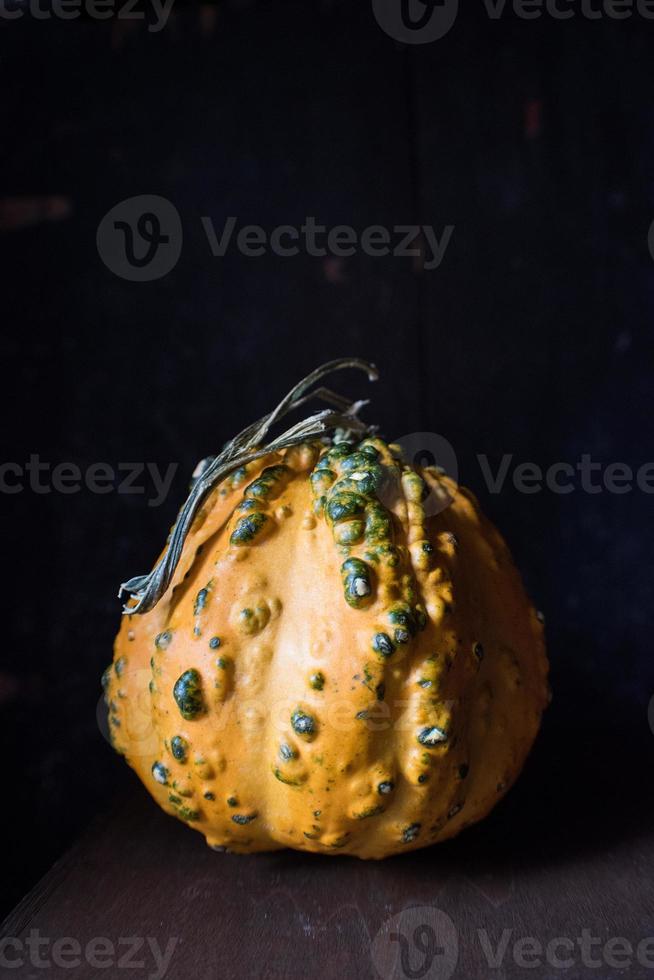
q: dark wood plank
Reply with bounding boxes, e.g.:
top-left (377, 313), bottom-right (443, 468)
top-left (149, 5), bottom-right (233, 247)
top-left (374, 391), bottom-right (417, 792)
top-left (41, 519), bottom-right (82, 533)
top-left (3, 761), bottom-right (653, 979)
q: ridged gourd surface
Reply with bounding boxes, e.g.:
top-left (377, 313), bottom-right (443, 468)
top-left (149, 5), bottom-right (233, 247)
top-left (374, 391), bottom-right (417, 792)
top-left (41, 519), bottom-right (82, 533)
top-left (104, 437), bottom-right (549, 859)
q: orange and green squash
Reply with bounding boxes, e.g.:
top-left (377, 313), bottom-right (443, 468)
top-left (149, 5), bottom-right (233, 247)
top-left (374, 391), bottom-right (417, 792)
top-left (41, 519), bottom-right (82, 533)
top-left (103, 360), bottom-right (549, 859)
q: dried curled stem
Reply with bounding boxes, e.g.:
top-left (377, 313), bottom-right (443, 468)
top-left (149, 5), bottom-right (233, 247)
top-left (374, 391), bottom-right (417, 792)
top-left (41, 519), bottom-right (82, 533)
top-left (118, 358), bottom-right (378, 615)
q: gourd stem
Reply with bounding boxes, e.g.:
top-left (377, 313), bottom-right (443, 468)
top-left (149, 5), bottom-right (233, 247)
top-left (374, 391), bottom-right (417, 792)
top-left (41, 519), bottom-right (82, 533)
top-left (118, 358), bottom-right (378, 615)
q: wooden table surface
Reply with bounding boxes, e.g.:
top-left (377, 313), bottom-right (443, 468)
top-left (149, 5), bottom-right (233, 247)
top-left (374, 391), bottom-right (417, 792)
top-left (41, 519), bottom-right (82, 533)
top-left (3, 760), bottom-right (653, 980)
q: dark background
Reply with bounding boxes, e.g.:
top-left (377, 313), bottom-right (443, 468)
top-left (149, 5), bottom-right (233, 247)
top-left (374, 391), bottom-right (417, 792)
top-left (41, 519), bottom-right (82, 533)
top-left (2, 0), bottom-right (654, 921)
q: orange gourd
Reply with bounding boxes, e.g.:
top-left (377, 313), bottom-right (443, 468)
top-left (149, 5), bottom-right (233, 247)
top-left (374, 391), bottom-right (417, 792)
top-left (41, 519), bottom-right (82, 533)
top-left (103, 360), bottom-right (549, 858)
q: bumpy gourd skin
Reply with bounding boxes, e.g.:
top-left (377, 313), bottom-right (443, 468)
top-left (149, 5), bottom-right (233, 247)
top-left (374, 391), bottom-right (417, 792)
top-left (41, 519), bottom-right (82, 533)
top-left (104, 438), bottom-right (549, 859)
